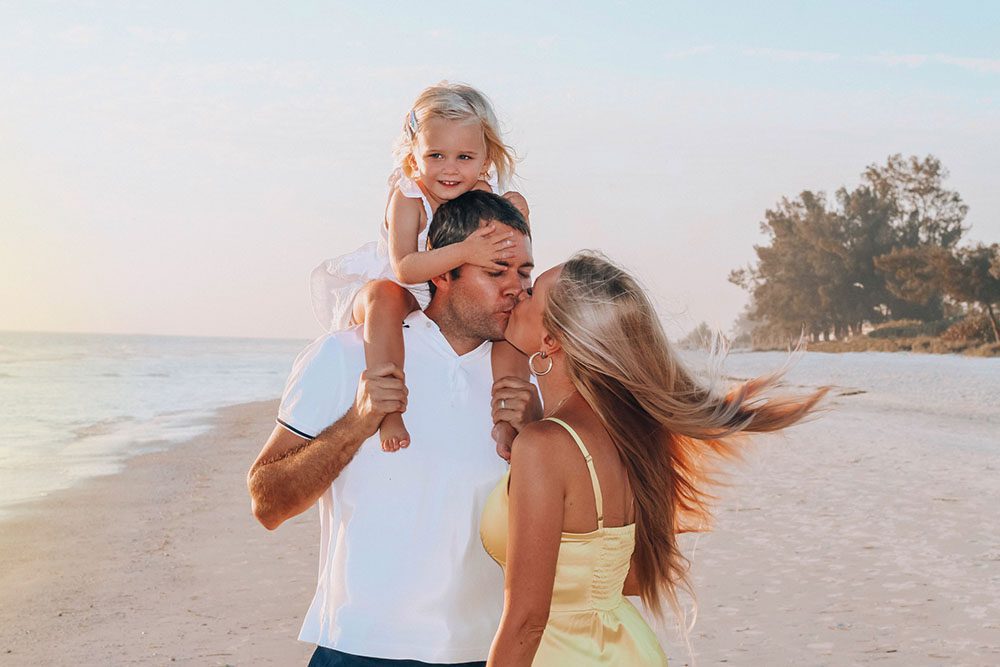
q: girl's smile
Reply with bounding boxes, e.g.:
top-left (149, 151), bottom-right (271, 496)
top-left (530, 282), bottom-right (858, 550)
top-left (412, 116), bottom-right (489, 206)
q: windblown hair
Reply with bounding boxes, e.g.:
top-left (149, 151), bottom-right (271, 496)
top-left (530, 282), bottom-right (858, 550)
top-left (393, 81), bottom-right (517, 191)
top-left (543, 251), bottom-right (827, 619)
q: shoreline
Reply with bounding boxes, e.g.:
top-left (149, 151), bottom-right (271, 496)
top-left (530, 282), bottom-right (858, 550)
top-left (0, 400), bottom-right (316, 665)
top-left (727, 340), bottom-right (1000, 357)
top-left (2, 388), bottom-right (999, 665)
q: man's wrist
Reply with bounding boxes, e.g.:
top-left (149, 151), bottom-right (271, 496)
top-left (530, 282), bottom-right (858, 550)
top-left (345, 403), bottom-right (380, 441)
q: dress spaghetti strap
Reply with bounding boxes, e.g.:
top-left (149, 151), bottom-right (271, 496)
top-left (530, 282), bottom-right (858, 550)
top-left (543, 417), bottom-right (604, 529)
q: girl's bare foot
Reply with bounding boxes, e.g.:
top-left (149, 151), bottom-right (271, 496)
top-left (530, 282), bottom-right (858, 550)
top-left (492, 421), bottom-right (517, 461)
top-left (380, 412), bottom-right (410, 452)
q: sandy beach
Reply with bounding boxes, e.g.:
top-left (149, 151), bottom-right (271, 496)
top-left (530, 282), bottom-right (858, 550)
top-left (0, 401), bottom-right (316, 666)
top-left (2, 381), bottom-right (999, 665)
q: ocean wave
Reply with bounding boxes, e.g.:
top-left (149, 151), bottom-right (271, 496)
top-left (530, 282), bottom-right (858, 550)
top-left (72, 416), bottom-right (134, 439)
top-left (0, 353), bottom-right (88, 365)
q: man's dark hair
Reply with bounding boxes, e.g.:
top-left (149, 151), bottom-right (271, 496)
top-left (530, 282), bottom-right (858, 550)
top-left (426, 190), bottom-right (531, 295)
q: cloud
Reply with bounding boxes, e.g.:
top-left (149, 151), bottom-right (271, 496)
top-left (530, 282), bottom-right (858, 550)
top-left (127, 27), bottom-right (190, 45)
top-left (57, 25), bottom-right (102, 47)
top-left (869, 53), bottom-right (928, 67)
top-left (664, 45), bottom-right (715, 60)
top-left (536, 35), bottom-right (558, 50)
top-left (743, 47), bottom-right (840, 63)
top-left (1, 23), bottom-right (37, 49)
top-left (740, 48), bottom-right (1000, 74)
top-left (870, 52), bottom-right (1000, 74)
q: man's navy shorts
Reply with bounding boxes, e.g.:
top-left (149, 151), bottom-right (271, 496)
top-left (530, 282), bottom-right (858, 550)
top-left (307, 646), bottom-right (486, 667)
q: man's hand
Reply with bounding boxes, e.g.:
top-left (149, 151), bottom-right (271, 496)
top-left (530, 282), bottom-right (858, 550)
top-left (353, 363), bottom-right (408, 438)
top-left (491, 377), bottom-right (543, 436)
top-left (248, 362), bottom-right (408, 530)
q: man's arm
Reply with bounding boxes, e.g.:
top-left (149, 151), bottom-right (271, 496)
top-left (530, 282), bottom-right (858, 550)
top-left (247, 363), bottom-right (407, 530)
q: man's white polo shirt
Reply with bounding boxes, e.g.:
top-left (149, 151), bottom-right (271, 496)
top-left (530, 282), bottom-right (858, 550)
top-left (277, 310), bottom-right (507, 663)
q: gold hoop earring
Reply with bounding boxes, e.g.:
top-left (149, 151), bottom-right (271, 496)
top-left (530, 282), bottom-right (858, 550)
top-left (528, 351), bottom-right (553, 376)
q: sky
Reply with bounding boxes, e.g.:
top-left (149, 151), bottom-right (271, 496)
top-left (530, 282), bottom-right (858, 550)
top-left (2, 1), bottom-right (999, 340)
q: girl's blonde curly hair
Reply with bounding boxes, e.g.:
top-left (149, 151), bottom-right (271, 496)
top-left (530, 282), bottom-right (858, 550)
top-left (393, 82), bottom-right (517, 192)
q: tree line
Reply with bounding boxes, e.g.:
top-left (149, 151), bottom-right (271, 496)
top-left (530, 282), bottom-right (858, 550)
top-left (729, 154), bottom-right (1000, 345)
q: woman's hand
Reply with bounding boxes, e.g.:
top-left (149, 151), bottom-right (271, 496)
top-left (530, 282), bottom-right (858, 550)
top-left (462, 223), bottom-right (515, 270)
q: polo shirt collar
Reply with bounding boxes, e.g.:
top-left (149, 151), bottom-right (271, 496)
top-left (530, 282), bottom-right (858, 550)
top-left (405, 310), bottom-right (492, 363)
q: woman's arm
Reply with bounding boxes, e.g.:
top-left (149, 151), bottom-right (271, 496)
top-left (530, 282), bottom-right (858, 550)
top-left (386, 189), bottom-right (513, 284)
top-left (488, 422), bottom-right (565, 666)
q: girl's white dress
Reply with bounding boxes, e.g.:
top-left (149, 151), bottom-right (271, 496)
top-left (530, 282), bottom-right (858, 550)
top-left (311, 169), bottom-right (432, 332)
top-left (310, 168), bottom-right (496, 332)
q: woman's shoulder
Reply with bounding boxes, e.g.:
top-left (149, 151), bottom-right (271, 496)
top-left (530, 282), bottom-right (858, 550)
top-left (511, 418), bottom-right (585, 473)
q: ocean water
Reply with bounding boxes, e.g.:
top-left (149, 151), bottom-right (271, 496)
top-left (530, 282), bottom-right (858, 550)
top-left (1, 331), bottom-right (997, 520)
top-left (0, 331), bottom-right (307, 519)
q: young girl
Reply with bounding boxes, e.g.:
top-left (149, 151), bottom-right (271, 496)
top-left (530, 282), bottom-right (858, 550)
top-left (311, 82), bottom-right (530, 452)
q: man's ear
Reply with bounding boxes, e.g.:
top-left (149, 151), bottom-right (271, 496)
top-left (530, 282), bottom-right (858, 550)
top-left (430, 272), bottom-right (451, 294)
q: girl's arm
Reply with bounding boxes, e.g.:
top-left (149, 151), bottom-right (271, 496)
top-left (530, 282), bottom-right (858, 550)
top-left (386, 189), bottom-right (514, 285)
top-left (487, 421), bottom-right (565, 667)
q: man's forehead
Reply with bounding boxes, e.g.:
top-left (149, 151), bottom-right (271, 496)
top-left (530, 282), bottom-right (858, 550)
top-left (478, 220), bottom-right (533, 268)
top-left (478, 217), bottom-right (523, 229)
top-left (480, 218), bottom-right (531, 242)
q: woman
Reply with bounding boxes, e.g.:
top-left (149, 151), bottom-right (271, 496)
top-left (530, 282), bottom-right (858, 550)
top-left (480, 252), bottom-right (826, 665)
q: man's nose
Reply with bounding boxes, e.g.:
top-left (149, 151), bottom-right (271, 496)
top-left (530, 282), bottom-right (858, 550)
top-left (504, 271), bottom-right (529, 298)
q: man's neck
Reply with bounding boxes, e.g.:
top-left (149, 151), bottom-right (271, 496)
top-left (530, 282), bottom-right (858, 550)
top-left (422, 302), bottom-right (488, 356)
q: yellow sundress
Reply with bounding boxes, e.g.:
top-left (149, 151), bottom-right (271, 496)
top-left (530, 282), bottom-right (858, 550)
top-left (480, 417), bottom-right (668, 665)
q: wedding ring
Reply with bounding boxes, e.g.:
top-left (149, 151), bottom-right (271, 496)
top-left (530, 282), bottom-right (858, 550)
top-left (500, 399), bottom-right (506, 409)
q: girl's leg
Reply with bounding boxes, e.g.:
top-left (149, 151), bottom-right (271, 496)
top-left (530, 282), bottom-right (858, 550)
top-left (352, 280), bottom-right (420, 452)
top-left (490, 340), bottom-right (529, 459)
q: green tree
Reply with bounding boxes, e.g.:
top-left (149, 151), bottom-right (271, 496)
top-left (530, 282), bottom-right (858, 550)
top-left (864, 154), bottom-right (968, 320)
top-left (873, 245), bottom-right (952, 321)
top-left (677, 321), bottom-right (714, 351)
top-left (828, 184), bottom-right (897, 334)
top-left (944, 243), bottom-right (1000, 343)
top-left (863, 154), bottom-right (967, 248)
top-left (729, 192), bottom-right (839, 342)
top-left (730, 154), bottom-right (973, 341)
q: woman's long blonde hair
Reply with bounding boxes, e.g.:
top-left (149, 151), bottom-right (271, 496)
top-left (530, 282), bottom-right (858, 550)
top-left (393, 81), bottom-right (517, 191)
top-left (544, 251), bottom-right (827, 619)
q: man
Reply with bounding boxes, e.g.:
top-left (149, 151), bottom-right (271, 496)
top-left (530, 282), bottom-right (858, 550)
top-left (248, 191), bottom-right (538, 666)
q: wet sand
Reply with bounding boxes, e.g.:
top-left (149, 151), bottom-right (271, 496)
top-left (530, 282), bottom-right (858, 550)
top-left (1, 390), bottom-right (998, 665)
top-left (0, 401), bottom-right (315, 666)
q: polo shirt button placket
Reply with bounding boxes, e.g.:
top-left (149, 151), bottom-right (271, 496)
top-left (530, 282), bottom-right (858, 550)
top-left (449, 359), bottom-right (469, 408)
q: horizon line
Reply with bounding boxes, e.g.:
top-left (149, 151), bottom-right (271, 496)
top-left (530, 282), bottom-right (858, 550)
top-left (0, 327), bottom-right (312, 343)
